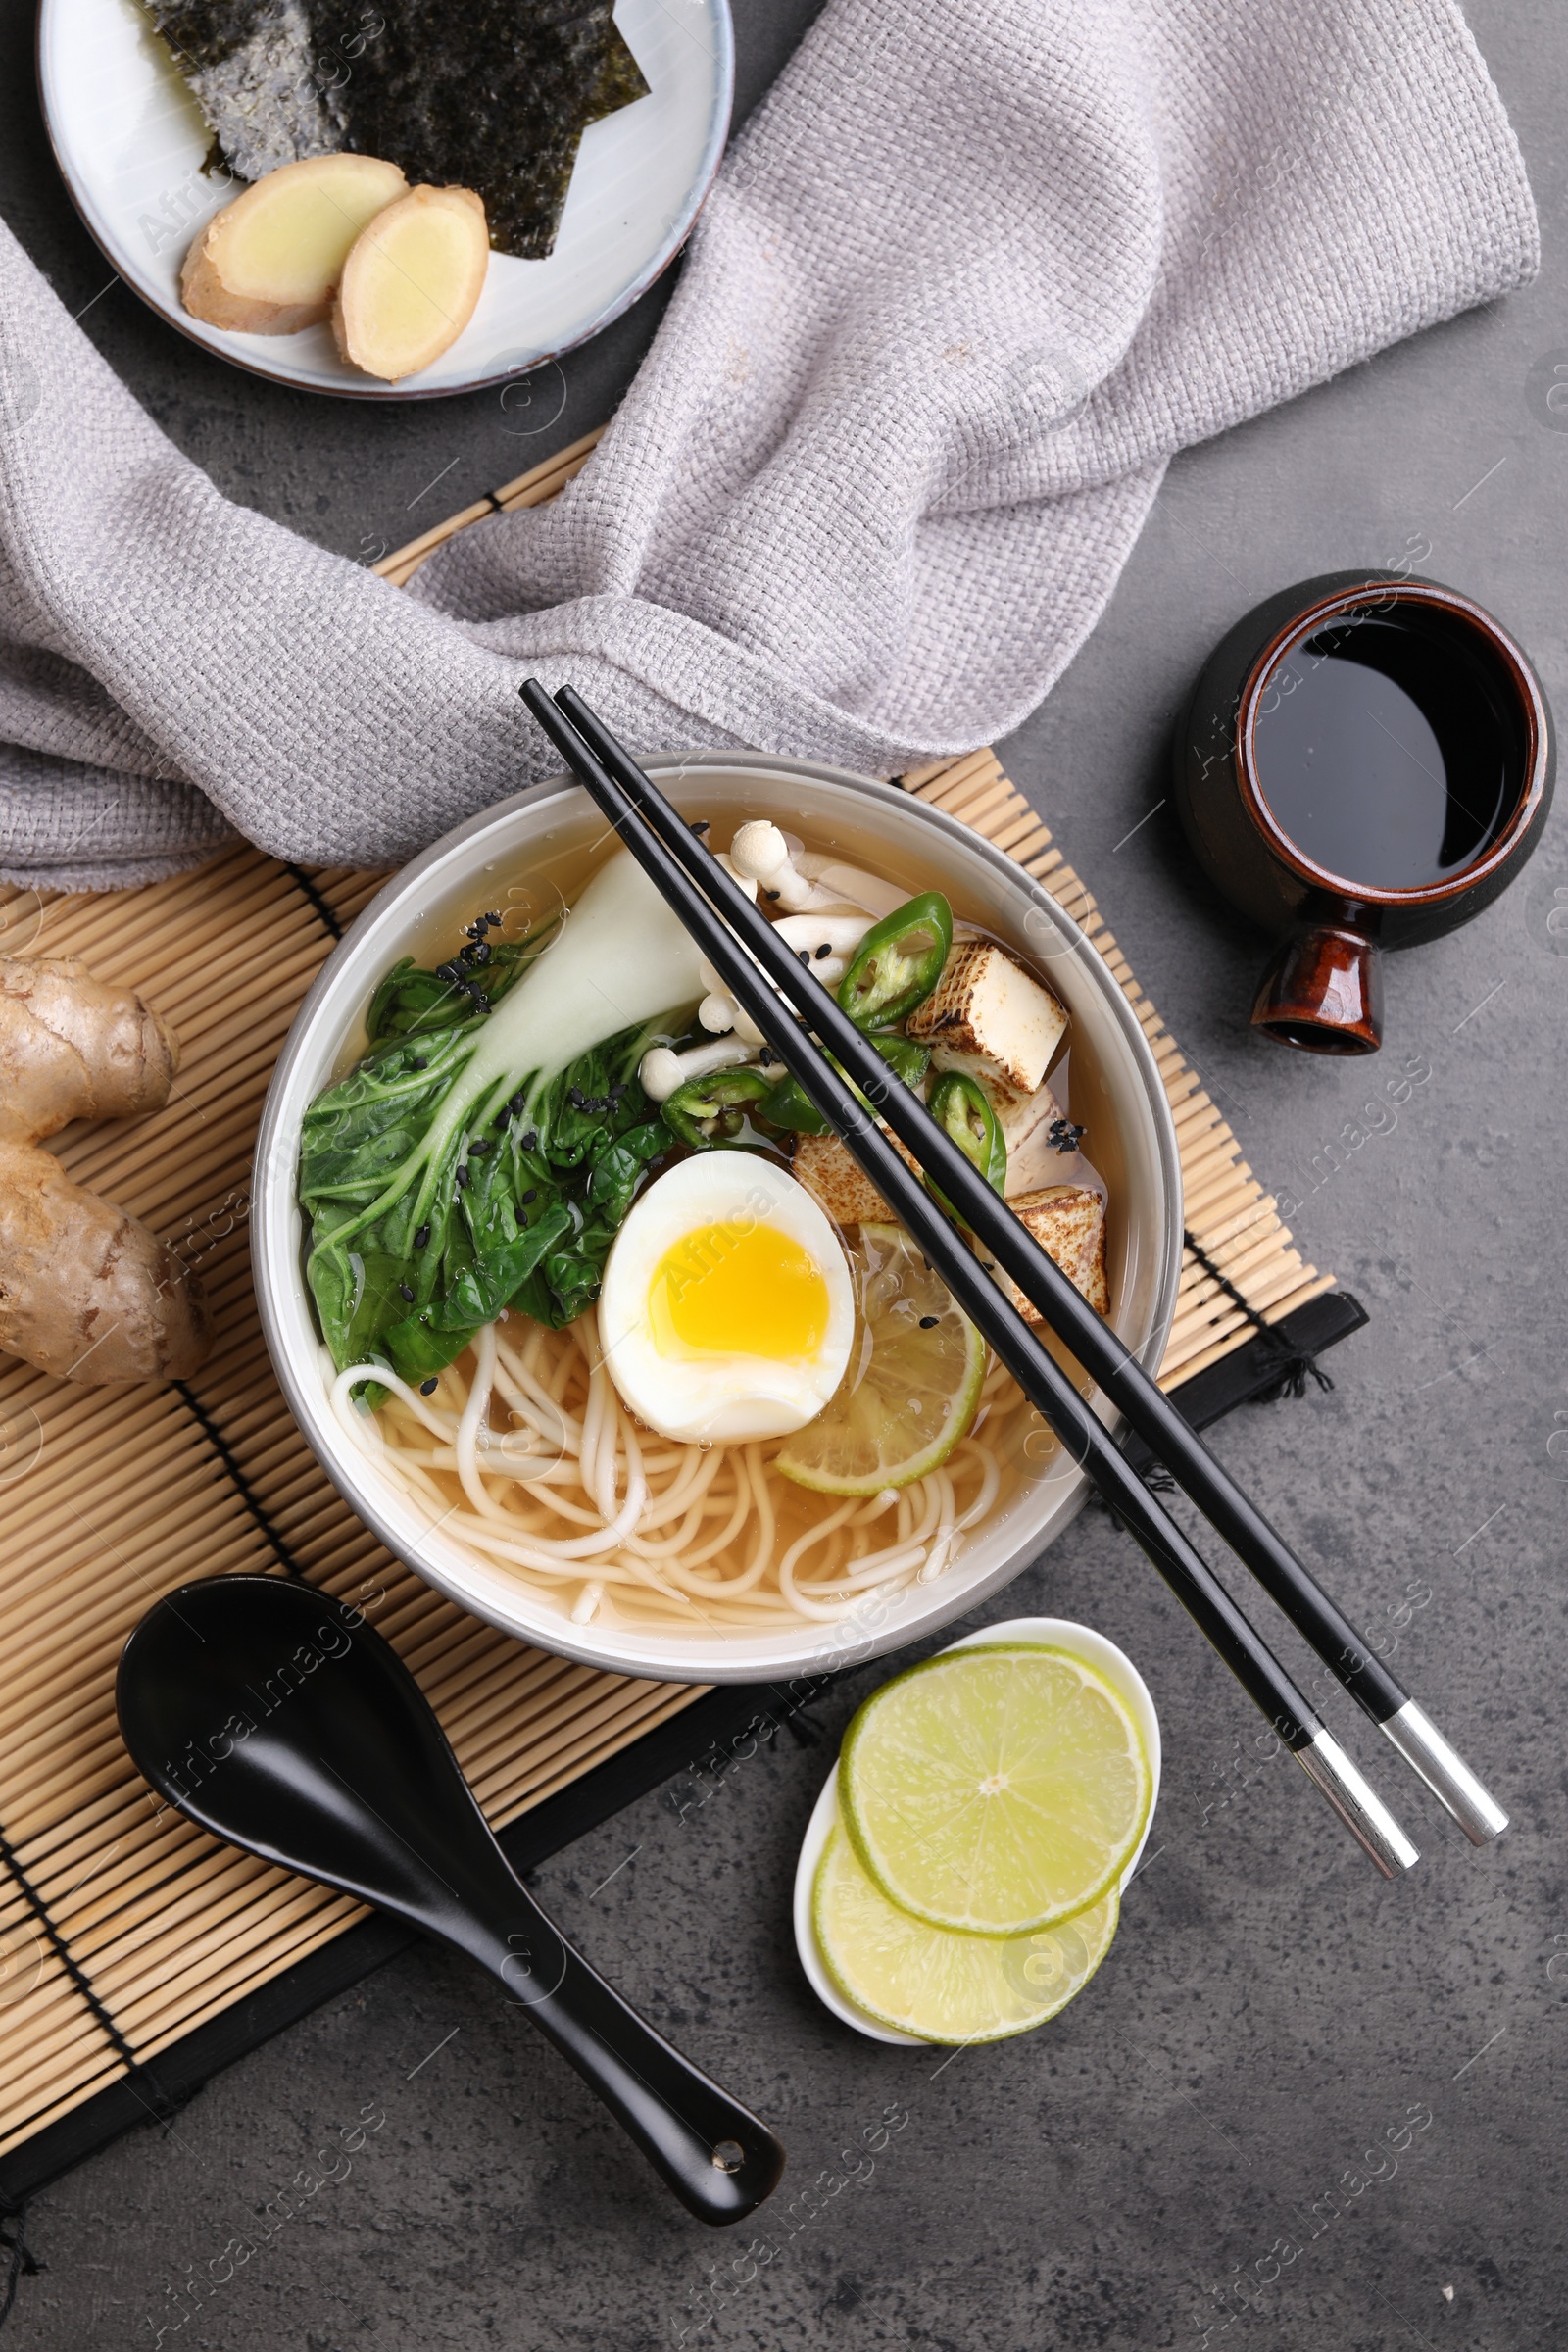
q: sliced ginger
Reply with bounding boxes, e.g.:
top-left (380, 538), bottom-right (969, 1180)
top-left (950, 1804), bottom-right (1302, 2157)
top-left (181, 154), bottom-right (409, 336)
top-left (332, 185), bottom-right (490, 382)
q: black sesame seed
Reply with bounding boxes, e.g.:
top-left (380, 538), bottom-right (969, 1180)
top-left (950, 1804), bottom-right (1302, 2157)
top-left (797, 948), bottom-right (811, 965)
top-left (410, 1057), bottom-right (427, 1071)
top-left (414, 1224), bottom-right (431, 1250)
top-left (520, 1130), bottom-right (538, 1152)
top-left (764, 888), bottom-right (781, 902)
top-left (690, 818), bottom-right (710, 835)
top-left (468, 1138), bottom-right (490, 1155)
top-left (400, 1283), bottom-right (416, 1301)
top-left (918, 1314), bottom-right (939, 1329)
top-left (455, 1165), bottom-right (469, 1188)
top-left (568, 1087), bottom-right (585, 1108)
top-left (419, 1378), bottom-right (439, 1396)
top-left (435, 962), bottom-right (458, 982)
top-left (522, 1188), bottom-right (537, 1203)
top-left (470, 942), bottom-right (492, 964)
top-left (760, 1048), bottom-right (777, 1068)
top-left (517, 1212), bottom-right (528, 1230)
top-left (814, 943), bottom-right (832, 959)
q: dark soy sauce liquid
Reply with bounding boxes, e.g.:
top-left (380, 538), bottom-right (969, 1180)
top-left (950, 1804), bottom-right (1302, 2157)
top-left (1252, 609), bottom-right (1525, 890)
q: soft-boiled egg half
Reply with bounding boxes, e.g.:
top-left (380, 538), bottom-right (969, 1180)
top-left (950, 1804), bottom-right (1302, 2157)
top-left (598, 1154), bottom-right (855, 1445)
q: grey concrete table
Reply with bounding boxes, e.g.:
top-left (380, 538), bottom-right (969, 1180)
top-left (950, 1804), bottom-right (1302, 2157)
top-left (3, 1), bottom-right (1565, 2344)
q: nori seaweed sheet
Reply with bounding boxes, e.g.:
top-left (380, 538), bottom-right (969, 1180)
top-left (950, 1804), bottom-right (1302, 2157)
top-left (141, 0), bottom-right (651, 260)
top-left (339, 0), bottom-right (650, 259)
top-left (144, 0), bottom-right (347, 180)
top-left (145, 0), bottom-right (269, 70)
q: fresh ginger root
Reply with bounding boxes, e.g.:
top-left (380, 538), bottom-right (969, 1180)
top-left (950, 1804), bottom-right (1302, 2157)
top-left (0, 956), bottom-right (179, 1143)
top-left (181, 155), bottom-right (410, 337)
top-left (0, 957), bottom-right (212, 1382)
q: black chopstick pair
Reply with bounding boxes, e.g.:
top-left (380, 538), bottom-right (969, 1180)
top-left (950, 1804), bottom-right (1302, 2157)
top-left (542, 690), bottom-right (1508, 1852)
top-left (519, 680), bottom-right (1506, 1878)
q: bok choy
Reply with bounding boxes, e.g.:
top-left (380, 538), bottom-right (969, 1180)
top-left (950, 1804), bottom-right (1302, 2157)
top-left (299, 851), bottom-right (705, 1382)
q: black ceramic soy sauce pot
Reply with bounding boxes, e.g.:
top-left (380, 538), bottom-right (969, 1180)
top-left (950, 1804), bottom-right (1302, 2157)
top-left (1173, 571), bottom-right (1553, 1054)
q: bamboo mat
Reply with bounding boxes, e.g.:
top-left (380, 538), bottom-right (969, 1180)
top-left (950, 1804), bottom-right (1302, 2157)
top-left (0, 431), bottom-right (1336, 2168)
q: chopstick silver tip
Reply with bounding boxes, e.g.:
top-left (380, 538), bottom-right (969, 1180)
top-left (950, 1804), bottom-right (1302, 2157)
top-left (1380, 1701), bottom-right (1508, 1844)
top-left (1296, 1733), bottom-right (1420, 1879)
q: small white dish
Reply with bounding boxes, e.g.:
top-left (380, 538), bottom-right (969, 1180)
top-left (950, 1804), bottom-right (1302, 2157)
top-left (792, 1615), bottom-right (1162, 2045)
top-left (36, 0), bottom-right (733, 400)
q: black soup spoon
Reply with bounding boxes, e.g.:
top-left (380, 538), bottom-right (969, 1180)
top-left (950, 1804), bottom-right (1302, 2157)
top-left (116, 1575), bottom-right (785, 2225)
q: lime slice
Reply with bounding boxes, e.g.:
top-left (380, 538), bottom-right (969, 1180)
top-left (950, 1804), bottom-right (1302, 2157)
top-left (840, 1643), bottom-right (1152, 1936)
top-left (775, 1223), bottom-right (985, 1494)
top-left (814, 1820), bottom-right (1118, 2043)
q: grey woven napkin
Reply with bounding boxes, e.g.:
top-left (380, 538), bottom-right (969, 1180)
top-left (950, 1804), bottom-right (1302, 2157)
top-left (0, 0), bottom-right (1538, 888)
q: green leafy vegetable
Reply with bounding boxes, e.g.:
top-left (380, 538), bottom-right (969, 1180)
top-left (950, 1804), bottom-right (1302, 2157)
top-left (301, 1017), bottom-right (671, 1380)
top-left (366, 915), bottom-right (555, 1042)
top-left (297, 851), bottom-right (704, 1384)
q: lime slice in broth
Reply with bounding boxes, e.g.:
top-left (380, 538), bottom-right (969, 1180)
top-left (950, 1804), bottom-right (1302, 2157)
top-left (775, 1224), bottom-right (985, 1495)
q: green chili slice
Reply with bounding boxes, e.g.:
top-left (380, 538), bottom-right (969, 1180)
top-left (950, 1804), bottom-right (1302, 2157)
top-left (867, 1030), bottom-right (931, 1090)
top-left (760, 1033), bottom-right (933, 1137)
top-left (661, 1067), bottom-right (773, 1149)
top-left (758, 1072), bottom-right (828, 1138)
top-left (926, 1071), bottom-right (1006, 1215)
top-left (836, 892), bottom-right (954, 1029)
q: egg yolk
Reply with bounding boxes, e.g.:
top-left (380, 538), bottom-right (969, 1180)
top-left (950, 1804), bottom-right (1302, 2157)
top-left (650, 1220), bottom-right (831, 1362)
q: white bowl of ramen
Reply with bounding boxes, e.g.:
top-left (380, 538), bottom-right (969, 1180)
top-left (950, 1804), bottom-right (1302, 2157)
top-left (252, 753), bottom-right (1183, 1684)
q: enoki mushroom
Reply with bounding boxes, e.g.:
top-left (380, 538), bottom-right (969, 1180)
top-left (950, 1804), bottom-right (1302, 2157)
top-left (330, 1315), bottom-right (1029, 1631)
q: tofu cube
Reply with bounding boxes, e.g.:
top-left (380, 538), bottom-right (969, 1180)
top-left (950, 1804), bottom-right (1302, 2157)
top-left (906, 941), bottom-right (1068, 1097)
top-left (794, 1133), bottom-right (1107, 1321)
top-left (995, 1083), bottom-right (1068, 1197)
top-left (790, 1127), bottom-right (923, 1225)
top-left (988, 1185), bottom-right (1108, 1319)
top-left (992, 1080), bottom-right (1061, 1148)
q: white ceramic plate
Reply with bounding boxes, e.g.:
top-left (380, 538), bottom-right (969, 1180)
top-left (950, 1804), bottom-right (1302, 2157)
top-left (37, 0), bottom-right (733, 399)
top-left (792, 1616), bottom-right (1161, 2044)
